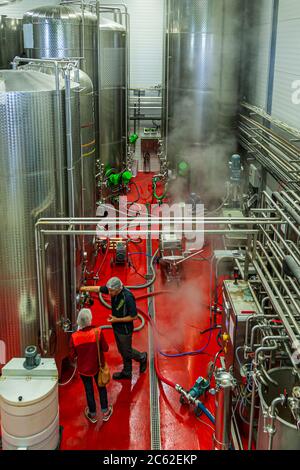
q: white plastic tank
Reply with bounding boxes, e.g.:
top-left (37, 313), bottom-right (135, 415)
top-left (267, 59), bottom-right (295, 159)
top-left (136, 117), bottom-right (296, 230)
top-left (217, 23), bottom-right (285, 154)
top-left (0, 356), bottom-right (59, 450)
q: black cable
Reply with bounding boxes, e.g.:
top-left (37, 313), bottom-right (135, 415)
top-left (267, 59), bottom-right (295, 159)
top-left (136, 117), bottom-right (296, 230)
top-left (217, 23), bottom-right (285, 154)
top-left (127, 180), bottom-right (141, 208)
top-left (200, 325), bottom-right (222, 335)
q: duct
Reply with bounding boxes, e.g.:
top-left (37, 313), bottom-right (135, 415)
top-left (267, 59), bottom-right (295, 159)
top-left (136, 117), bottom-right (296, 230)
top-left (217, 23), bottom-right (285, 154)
top-left (0, 16), bottom-right (23, 69)
top-left (0, 69), bottom-right (80, 367)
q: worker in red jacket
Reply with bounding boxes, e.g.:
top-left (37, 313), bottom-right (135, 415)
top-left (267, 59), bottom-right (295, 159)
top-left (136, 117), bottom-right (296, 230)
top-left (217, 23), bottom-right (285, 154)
top-left (70, 308), bottom-right (113, 424)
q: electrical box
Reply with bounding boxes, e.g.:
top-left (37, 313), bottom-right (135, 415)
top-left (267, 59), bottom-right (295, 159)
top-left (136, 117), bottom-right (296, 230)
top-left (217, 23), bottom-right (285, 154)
top-left (249, 163), bottom-right (261, 188)
top-left (222, 280), bottom-right (257, 381)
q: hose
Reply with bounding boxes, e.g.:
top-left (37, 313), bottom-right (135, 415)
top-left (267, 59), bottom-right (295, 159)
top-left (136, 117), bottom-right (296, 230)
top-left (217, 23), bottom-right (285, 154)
top-left (127, 180), bottom-right (141, 208)
top-left (98, 250), bottom-right (159, 301)
top-left (159, 328), bottom-right (213, 358)
top-left (59, 363), bottom-right (77, 387)
top-left (100, 313), bottom-right (145, 333)
top-left (152, 177), bottom-right (168, 202)
top-left (136, 307), bottom-right (215, 423)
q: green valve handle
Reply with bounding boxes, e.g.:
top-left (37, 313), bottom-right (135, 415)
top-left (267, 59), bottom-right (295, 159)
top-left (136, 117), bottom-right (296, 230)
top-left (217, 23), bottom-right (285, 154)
top-left (129, 133), bottom-right (139, 144)
top-left (178, 161), bottom-right (190, 177)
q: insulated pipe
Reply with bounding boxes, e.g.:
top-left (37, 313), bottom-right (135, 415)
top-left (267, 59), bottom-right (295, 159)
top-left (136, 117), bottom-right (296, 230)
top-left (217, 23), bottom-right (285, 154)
top-left (283, 255), bottom-right (300, 283)
top-left (273, 192), bottom-right (300, 225)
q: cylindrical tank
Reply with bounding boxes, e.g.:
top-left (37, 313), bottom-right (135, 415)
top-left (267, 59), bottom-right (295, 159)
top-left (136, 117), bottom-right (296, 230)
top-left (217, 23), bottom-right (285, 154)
top-left (257, 367), bottom-right (300, 450)
top-left (22, 6), bottom-right (97, 87)
top-left (21, 64), bottom-right (96, 219)
top-left (23, 6), bottom-right (128, 170)
top-left (0, 358), bottom-right (59, 450)
top-left (0, 16), bottom-right (23, 69)
top-left (164, 0), bottom-right (242, 201)
top-left (0, 69), bottom-right (80, 366)
top-left (99, 17), bottom-right (127, 169)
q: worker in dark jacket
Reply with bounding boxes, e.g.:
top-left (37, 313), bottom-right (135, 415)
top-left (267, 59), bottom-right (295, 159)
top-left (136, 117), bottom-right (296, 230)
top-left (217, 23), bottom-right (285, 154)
top-left (70, 308), bottom-right (113, 423)
top-left (81, 278), bottom-right (147, 380)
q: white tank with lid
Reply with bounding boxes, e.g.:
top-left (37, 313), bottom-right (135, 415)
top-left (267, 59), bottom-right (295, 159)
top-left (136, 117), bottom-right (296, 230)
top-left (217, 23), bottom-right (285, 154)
top-left (0, 357), bottom-right (59, 450)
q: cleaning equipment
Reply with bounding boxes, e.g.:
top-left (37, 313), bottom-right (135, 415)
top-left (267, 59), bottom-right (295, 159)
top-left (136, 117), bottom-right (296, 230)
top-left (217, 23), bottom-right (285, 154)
top-left (0, 355), bottom-right (59, 450)
top-left (179, 376), bottom-right (210, 417)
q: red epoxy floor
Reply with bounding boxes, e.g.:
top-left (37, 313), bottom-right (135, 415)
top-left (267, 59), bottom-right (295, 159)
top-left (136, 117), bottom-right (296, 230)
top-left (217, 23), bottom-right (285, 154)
top-left (59, 173), bottom-right (222, 451)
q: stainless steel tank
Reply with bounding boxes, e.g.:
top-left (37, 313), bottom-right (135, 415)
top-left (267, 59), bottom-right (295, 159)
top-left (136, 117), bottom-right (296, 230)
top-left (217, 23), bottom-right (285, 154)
top-left (21, 64), bottom-right (96, 219)
top-left (99, 17), bottom-right (127, 169)
top-left (164, 0), bottom-right (242, 200)
top-left (257, 368), bottom-right (300, 450)
top-left (22, 6), bottom-right (97, 87)
top-left (23, 6), bottom-right (128, 170)
top-left (0, 69), bottom-right (80, 367)
top-left (0, 16), bottom-right (23, 69)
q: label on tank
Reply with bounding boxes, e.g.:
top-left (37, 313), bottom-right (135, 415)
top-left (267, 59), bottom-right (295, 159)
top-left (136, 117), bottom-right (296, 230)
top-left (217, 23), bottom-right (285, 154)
top-left (23, 24), bottom-right (34, 49)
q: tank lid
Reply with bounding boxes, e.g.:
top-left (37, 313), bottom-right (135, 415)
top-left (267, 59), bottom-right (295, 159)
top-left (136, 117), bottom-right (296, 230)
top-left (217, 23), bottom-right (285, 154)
top-left (0, 377), bottom-right (57, 405)
top-left (23, 5), bottom-right (81, 22)
top-left (100, 16), bottom-right (126, 32)
top-left (0, 70), bottom-right (71, 93)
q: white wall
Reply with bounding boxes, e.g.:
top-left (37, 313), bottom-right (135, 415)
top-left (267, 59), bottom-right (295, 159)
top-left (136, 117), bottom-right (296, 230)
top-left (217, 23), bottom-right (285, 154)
top-left (0, 0), bottom-right (60, 18)
top-left (103, 0), bottom-right (164, 89)
top-left (272, 0), bottom-right (300, 128)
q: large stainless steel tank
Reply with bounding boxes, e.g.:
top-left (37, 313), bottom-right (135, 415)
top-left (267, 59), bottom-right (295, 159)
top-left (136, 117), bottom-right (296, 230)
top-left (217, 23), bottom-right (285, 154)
top-left (22, 6), bottom-right (97, 87)
top-left (0, 69), bottom-right (80, 367)
top-left (0, 16), bottom-right (23, 69)
top-left (23, 6), bottom-right (128, 170)
top-left (99, 17), bottom-right (127, 169)
top-left (21, 64), bottom-right (96, 218)
top-left (257, 368), bottom-right (300, 450)
top-left (164, 0), bottom-right (242, 200)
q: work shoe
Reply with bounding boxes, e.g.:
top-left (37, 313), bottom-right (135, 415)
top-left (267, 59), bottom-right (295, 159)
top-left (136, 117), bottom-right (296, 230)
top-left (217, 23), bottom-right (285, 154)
top-left (84, 407), bottom-right (98, 424)
top-left (140, 352), bottom-right (148, 374)
top-left (113, 371), bottom-right (132, 380)
top-left (103, 405), bottom-right (113, 422)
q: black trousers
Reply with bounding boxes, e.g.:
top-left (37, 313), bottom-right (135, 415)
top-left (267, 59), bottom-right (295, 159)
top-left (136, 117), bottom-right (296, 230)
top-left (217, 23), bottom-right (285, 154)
top-left (114, 331), bottom-right (144, 374)
top-left (80, 374), bottom-right (108, 415)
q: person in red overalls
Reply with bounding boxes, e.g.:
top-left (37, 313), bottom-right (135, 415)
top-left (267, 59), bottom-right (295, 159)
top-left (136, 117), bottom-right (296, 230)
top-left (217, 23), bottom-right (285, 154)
top-left (70, 309), bottom-right (113, 424)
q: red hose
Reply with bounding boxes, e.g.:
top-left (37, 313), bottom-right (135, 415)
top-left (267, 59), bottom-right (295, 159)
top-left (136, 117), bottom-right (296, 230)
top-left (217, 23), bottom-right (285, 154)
top-left (134, 290), bottom-right (173, 301)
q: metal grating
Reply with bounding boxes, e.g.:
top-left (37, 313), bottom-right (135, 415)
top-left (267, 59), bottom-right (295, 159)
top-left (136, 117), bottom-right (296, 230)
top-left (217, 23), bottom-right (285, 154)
top-left (147, 231), bottom-right (161, 450)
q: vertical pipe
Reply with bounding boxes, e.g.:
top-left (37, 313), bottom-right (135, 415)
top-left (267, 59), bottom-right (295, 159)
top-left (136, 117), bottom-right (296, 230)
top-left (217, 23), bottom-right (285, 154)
top-left (124, 11), bottom-right (130, 167)
top-left (164, 0), bottom-right (170, 159)
top-left (213, 369), bottom-right (235, 450)
top-left (266, 0), bottom-right (279, 116)
top-left (35, 226), bottom-right (45, 354)
top-left (54, 63), bottom-right (69, 324)
top-left (65, 67), bottom-right (77, 324)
